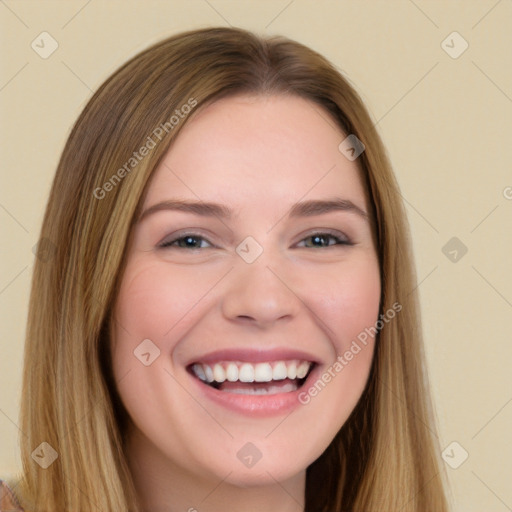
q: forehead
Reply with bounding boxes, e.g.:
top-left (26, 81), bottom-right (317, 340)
top-left (144, 94), bottom-right (368, 212)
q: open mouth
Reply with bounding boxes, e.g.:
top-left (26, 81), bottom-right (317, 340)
top-left (188, 360), bottom-right (315, 395)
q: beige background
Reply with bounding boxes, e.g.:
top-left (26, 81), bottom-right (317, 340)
top-left (1, 1), bottom-right (511, 510)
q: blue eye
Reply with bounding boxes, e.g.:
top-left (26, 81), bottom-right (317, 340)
top-left (159, 231), bottom-right (351, 250)
top-left (159, 234), bottom-right (212, 249)
top-left (297, 232), bottom-right (351, 248)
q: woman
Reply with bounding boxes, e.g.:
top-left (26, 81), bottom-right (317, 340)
top-left (2, 27), bottom-right (449, 511)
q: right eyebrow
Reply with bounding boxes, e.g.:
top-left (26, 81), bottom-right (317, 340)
top-left (138, 200), bottom-right (232, 223)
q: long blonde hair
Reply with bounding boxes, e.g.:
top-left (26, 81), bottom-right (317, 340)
top-left (16, 27), bottom-right (449, 511)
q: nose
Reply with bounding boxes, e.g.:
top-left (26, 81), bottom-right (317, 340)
top-left (221, 249), bottom-right (302, 327)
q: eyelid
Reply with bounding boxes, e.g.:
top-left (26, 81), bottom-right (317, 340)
top-left (158, 229), bottom-right (215, 249)
top-left (293, 229), bottom-right (352, 247)
top-left (158, 228), bottom-right (352, 250)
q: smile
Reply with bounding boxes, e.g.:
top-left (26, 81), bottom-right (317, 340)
top-left (193, 359), bottom-right (311, 384)
top-left (188, 359), bottom-right (315, 399)
top-left (185, 349), bottom-right (320, 415)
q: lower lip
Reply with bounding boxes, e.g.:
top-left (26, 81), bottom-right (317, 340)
top-left (189, 365), bottom-right (320, 417)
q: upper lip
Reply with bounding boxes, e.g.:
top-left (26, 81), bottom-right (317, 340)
top-left (186, 348), bottom-right (321, 366)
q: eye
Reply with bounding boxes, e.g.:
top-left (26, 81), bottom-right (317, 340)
top-left (296, 231), bottom-right (352, 249)
top-left (158, 231), bottom-right (352, 250)
top-left (159, 234), bottom-right (213, 249)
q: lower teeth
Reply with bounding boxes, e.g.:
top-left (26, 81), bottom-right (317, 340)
top-left (220, 381), bottom-right (299, 395)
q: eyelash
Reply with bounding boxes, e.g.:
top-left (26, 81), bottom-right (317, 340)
top-left (158, 231), bottom-right (352, 250)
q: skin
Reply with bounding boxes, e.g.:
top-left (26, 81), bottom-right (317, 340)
top-left (110, 94), bottom-right (381, 512)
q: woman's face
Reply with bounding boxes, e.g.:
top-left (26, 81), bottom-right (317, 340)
top-left (111, 94), bottom-right (380, 487)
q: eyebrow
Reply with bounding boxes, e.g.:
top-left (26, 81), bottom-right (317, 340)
top-left (138, 197), bottom-right (369, 223)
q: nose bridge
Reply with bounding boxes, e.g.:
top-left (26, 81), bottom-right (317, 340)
top-left (221, 237), bottom-right (300, 324)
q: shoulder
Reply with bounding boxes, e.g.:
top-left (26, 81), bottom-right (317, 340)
top-left (0, 479), bottom-right (24, 511)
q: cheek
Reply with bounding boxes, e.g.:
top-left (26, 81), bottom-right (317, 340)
top-left (308, 254), bottom-right (381, 349)
top-left (109, 260), bottom-right (223, 404)
top-left (298, 254), bottom-right (380, 419)
top-left (109, 261), bottom-right (227, 455)
top-left (113, 260), bottom-right (221, 347)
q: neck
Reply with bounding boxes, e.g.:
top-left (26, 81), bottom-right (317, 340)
top-left (125, 428), bottom-right (306, 512)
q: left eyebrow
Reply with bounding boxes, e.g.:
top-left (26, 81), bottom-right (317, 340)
top-left (137, 197), bottom-right (369, 223)
top-left (288, 198), bottom-right (369, 221)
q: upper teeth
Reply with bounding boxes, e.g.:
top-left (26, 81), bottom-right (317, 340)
top-left (191, 360), bottom-right (312, 383)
